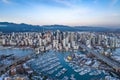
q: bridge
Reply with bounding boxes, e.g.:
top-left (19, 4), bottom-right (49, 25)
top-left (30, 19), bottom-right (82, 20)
top-left (79, 43), bottom-right (120, 72)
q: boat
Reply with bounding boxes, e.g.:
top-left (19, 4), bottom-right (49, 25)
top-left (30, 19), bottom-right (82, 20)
top-left (89, 70), bottom-right (101, 76)
top-left (55, 68), bottom-right (67, 77)
top-left (70, 74), bottom-right (76, 80)
top-left (79, 69), bottom-right (89, 75)
top-left (62, 76), bottom-right (69, 80)
top-left (74, 68), bottom-right (82, 72)
top-left (79, 71), bottom-right (85, 75)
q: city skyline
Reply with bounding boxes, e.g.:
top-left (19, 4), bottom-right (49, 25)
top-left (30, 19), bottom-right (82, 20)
top-left (0, 0), bottom-right (120, 27)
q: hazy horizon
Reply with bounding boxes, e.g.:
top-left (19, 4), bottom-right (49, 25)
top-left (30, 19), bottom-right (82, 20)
top-left (0, 0), bottom-right (120, 27)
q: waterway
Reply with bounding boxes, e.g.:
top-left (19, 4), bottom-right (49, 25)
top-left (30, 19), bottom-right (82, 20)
top-left (0, 47), bottom-right (34, 57)
top-left (0, 47), bottom-right (118, 80)
top-left (29, 50), bottom-right (105, 80)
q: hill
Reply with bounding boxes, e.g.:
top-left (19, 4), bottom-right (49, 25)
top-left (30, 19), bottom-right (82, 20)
top-left (0, 22), bottom-right (119, 33)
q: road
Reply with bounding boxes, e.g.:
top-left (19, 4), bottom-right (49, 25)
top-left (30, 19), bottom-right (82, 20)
top-left (79, 43), bottom-right (120, 72)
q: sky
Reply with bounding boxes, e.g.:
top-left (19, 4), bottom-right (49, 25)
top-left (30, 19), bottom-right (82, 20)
top-left (0, 0), bottom-right (120, 27)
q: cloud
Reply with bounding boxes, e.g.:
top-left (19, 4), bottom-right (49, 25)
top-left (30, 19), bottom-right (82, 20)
top-left (111, 13), bottom-right (120, 17)
top-left (111, 0), bottom-right (118, 6)
top-left (54, 0), bottom-right (75, 7)
top-left (93, 0), bottom-right (98, 4)
top-left (2, 0), bottom-right (10, 4)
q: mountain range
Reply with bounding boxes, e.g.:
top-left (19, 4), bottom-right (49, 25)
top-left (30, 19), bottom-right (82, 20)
top-left (0, 22), bottom-right (119, 33)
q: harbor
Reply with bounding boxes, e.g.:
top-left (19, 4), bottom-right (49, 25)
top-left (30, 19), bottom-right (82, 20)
top-left (0, 47), bottom-right (119, 80)
top-left (27, 50), bottom-right (107, 80)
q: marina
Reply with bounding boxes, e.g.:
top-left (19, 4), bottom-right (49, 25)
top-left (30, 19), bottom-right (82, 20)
top-left (0, 48), bottom-right (118, 80)
top-left (27, 50), bottom-right (106, 80)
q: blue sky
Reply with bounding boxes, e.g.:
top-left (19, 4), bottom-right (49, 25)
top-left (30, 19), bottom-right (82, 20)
top-left (0, 0), bottom-right (120, 27)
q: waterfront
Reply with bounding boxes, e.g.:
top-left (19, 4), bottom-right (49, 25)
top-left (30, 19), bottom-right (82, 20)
top-left (0, 47), bottom-right (120, 80)
top-left (0, 47), bottom-right (33, 57)
top-left (27, 50), bottom-right (106, 80)
top-left (0, 47), bottom-right (34, 77)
